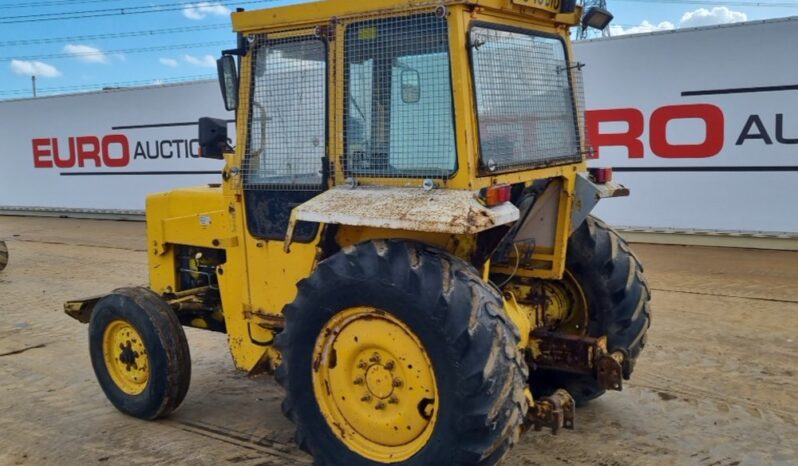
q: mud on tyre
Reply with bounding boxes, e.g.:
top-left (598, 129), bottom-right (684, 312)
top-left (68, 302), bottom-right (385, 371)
top-left (276, 240), bottom-right (528, 466)
top-left (89, 287), bottom-right (191, 420)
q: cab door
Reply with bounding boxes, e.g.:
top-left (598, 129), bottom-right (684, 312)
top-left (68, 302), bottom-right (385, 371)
top-left (239, 32), bottom-right (329, 332)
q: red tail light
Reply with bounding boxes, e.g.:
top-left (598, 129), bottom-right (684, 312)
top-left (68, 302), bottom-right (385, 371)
top-left (589, 167), bottom-right (613, 184)
top-left (482, 184), bottom-right (512, 207)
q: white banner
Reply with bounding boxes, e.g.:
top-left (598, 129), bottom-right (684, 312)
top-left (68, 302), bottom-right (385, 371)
top-left (0, 80), bottom-right (231, 212)
top-left (576, 17), bottom-right (798, 233)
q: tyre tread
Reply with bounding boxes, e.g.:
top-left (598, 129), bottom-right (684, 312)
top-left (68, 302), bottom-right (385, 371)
top-left (276, 240), bottom-right (527, 466)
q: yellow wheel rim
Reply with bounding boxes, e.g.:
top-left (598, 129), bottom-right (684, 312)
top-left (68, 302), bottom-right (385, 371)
top-left (103, 320), bottom-right (150, 395)
top-left (312, 307), bottom-right (438, 463)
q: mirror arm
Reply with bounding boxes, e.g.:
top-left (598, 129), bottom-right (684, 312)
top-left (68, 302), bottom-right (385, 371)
top-left (222, 47), bottom-right (247, 57)
top-left (223, 32), bottom-right (250, 57)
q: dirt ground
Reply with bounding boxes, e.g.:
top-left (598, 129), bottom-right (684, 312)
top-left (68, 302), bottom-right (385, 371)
top-left (0, 216), bottom-right (796, 466)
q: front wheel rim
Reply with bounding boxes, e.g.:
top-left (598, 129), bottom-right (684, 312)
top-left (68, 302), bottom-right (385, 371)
top-left (102, 319), bottom-right (150, 395)
top-left (312, 307), bottom-right (439, 463)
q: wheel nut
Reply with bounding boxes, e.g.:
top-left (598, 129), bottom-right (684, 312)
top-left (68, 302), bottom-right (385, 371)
top-left (388, 396), bottom-right (398, 404)
top-left (357, 360), bottom-right (368, 369)
top-left (353, 376), bottom-right (364, 385)
top-left (369, 352), bottom-right (381, 364)
top-left (392, 378), bottom-right (403, 388)
top-left (375, 401), bottom-right (386, 410)
top-left (361, 394), bottom-right (372, 402)
top-left (384, 360), bottom-right (395, 370)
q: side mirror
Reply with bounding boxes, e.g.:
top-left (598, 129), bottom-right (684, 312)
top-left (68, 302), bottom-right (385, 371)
top-left (401, 69), bottom-right (421, 104)
top-left (198, 117), bottom-right (228, 160)
top-left (582, 7), bottom-right (614, 31)
top-left (217, 55), bottom-right (239, 111)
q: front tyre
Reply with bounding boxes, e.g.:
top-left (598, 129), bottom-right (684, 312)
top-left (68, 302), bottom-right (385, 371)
top-left (89, 287), bottom-right (191, 420)
top-left (276, 240), bottom-right (528, 466)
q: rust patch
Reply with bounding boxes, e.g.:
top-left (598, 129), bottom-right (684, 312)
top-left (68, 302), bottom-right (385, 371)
top-left (292, 186), bottom-right (519, 235)
top-left (328, 348), bottom-right (338, 370)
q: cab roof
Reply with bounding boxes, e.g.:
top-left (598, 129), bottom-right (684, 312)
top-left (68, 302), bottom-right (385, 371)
top-left (231, 0), bottom-right (581, 33)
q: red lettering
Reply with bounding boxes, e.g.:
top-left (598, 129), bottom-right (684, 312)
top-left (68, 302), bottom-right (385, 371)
top-left (76, 136), bottom-right (102, 168)
top-left (52, 138), bottom-right (75, 168)
top-left (650, 104), bottom-right (724, 158)
top-left (101, 135), bottom-right (130, 168)
top-left (585, 108), bottom-right (645, 159)
top-left (32, 138), bottom-right (53, 168)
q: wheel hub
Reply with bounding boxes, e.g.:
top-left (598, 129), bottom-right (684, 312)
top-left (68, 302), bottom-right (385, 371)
top-left (103, 320), bottom-right (149, 395)
top-left (365, 360), bottom-right (395, 399)
top-left (312, 307), bottom-right (438, 463)
top-left (508, 271), bottom-right (588, 334)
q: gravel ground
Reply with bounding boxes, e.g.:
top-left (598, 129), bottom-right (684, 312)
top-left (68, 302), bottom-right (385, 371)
top-left (0, 216), bottom-right (796, 466)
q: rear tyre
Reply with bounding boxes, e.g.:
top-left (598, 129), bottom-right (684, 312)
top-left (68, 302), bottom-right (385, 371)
top-left (531, 216), bottom-right (651, 405)
top-left (89, 287), bottom-right (191, 420)
top-left (276, 240), bottom-right (528, 466)
top-left (0, 241), bottom-right (7, 271)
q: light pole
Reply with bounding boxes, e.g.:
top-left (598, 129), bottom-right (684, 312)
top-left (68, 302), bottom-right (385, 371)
top-left (31, 75), bottom-right (37, 98)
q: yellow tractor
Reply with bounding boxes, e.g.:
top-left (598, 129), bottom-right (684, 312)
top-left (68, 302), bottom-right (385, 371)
top-left (66, 1), bottom-right (650, 464)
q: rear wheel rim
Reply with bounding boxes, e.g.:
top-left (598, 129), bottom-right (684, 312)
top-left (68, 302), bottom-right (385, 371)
top-left (312, 307), bottom-right (438, 463)
top-left (103, 320), bottom-right (149, 395)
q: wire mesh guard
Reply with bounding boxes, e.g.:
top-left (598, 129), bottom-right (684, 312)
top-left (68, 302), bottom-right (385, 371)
top-left (244, 35), bottom-right (326, 191)
top-left (470, 26), bottom-right (586, 173)
top-left (343, 13), bottom-right (456, 180)
top-left (241, 11), bottom-right (587, 190)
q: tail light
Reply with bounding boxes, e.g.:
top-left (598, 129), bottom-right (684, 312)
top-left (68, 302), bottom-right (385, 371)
top-left (481, 184), bottom-right (512, 207)
top-left (589, 167), bottom-right (613, 184)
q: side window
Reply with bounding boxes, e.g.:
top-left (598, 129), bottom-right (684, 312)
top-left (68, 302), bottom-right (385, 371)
top-left (245, 37), bottom-right (327, 190)
top-left (344, 14), bottom-right (456, 180)
top-left (244, 36), bottom-right (327, 241)
top-left (470, 26), bottom-right (581, 172)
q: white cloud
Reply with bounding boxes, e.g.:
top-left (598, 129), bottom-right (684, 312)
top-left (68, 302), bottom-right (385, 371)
top-left (182, 2), bottom-right (231, 20)
top-left (610, 6), bottom-right (746, 37)
top-left (610, 20), bottom-right (676, 36)
top-left (184, 54), bottom-right (216, 68)
top-left (64, 44), bottom-right (109, 64)
top-left (159, 57), bottom-right (179, 67)
top-left (10, 59), bottom-right (61, 78)
top-left (680, 7), bottom-right (747, 28)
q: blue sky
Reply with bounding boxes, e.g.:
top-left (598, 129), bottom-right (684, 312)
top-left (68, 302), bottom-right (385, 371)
top-left (1, 0), bottom-right (796, 98)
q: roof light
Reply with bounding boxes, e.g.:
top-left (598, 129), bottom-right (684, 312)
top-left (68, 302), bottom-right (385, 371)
top-left (582, 7), bottom-right (614, 32)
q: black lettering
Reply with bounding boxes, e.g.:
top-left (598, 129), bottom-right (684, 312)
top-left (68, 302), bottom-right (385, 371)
top-left (146, 141), bottom-right (158, 160)
top-left (775, 114), bottom-right (798, 144)
top-left (160, 140), bottom-right (173, 159)
top-left (736, 114), bottom-right (772, 145)
top-left (189, 139), bottom-right (200, 158)
top-left (172, 139), bottom-right (184, 158)
top-left (134, 142), bottom-right (146, 159)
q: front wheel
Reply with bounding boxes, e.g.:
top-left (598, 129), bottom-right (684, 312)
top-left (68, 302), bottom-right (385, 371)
top-left (276, 240), bottom-right (528, 466)
top-left (89, 287), bottom-right (191, 420)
